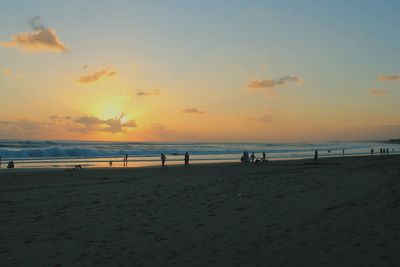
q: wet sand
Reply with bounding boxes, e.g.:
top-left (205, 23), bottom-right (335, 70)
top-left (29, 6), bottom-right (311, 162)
top-left (1, 155), bottom-right (400, 266)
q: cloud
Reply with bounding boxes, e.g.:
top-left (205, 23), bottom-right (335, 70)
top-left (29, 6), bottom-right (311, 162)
top-left (102, 117), bottom-right (137, 133)
top-left (77, 68), bottom-right (117, 84)
top-left (247, 113), bottom-right (272, 123)
top-left (0, 114), bottom-right (136, 138)
top-left (182, 108), bottom-right (207, 114)
top-left (0, 17), bottom-right (68, 53)
top-left (247, 75), bottom-right (302, 96)
top-left (48, 115), bottom-right (71, 121)
top-left (1, 69), bottom-right (12, 77)
top-left (73, 113), bottom-right (137, 133)
top-left (257, 114), bottom-right (272, 123)
top-left (136, 89), bottom-right (160, 96)
top-left (30, 16), bottom-right (45, 30)
top-left (74, 115), bottom-right (104, 125)
top-left (248, 75), bottom-right (301, 89)
top-left (369, 88), bottom-right (389, 96)
top-left (1, 68), bottom-right (22, 79)
top-left (378, 75), bottom-right (400, 81)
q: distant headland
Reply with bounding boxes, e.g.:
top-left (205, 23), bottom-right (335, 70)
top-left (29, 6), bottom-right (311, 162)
top-left (385, 139), bottom-right (400, 144)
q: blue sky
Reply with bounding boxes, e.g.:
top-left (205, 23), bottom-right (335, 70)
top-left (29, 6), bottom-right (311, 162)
top-left (0, 0), bottom-right (399, 141)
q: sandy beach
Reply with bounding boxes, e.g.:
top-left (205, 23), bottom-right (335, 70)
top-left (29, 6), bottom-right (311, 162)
top-left (1, 155), bottom-right (400, 266)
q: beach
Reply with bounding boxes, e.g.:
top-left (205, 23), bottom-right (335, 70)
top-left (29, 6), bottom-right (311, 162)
top-left (1, 155), bottom-right (400, 266)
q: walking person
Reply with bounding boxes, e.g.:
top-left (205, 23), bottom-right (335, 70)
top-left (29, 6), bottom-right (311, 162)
top-left (314, 150), bottom-right (318, 161)
top-left (184, 152), bottom-right (190, 167)
top-left (161, 153), bottom-right (167, 169)
top-left (250, 152), bottom-right (255, 163)
top-left (124, 154), bottom-right (128, 166)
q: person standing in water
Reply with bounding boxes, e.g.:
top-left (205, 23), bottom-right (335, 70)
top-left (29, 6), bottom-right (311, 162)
top-left (161, 153), bottom-right (167, 169)
top-left (124, 154), bottom-right (128, 166)
top-left (184, 152), bottom-right (190, 167)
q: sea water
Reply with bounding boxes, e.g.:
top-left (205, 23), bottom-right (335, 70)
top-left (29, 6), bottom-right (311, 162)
top-left (0, 140), bottom-right (398, 169)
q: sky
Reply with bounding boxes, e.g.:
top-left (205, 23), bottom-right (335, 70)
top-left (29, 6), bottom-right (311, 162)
top-left (0, 0), bottom-right (399, 142)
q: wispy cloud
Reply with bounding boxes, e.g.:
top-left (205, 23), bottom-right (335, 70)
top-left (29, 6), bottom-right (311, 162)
top-left (248, 75), bottom-right (301, 89)
top-left (77, 68), bottom-right (117, 84)
top-left (247, 75), bottom-right (302, 96)
top-left (0, 16), bottom-right (68, 53)
top-left (136, 89), bottom-right (160, 96)
top-left (182, 108), bottom-right (207, 114)
top-left (369, 88), bottom-right (389, 96)
top-left (247, 113), bottom-right (272, 123)
top-left (378, 75), bottom-right (400, 81)
top-left (48, 115), bottom-right (72, 121)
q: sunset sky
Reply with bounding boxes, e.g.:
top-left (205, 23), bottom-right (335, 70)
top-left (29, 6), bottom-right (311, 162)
top-left (1, 0), bottom-right (399, 142)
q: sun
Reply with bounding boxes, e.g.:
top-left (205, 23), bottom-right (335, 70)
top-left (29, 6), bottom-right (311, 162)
top-left (89, 95), bottom-right (129, 119)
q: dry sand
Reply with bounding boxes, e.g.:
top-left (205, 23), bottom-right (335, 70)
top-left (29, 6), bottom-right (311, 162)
top-left (1, 155), bottom-right (400, 266)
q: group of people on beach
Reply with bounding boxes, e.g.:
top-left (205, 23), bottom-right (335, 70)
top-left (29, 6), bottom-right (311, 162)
top-left (161, 152), bottom-right (190, 169)
top-left (378, 148), bottom-right (394, 155)
top-left (241, 151), bottom-right (267, 164)
top-left (1, 146), bottom-right (398, 170)
top-left (107, 152), bottom-right (191, 169)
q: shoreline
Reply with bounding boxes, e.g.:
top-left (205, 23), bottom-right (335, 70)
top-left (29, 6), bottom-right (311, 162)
top-left (0, 153), bottom-right (398, 174)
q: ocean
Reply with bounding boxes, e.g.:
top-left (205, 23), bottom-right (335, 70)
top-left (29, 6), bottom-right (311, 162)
top-left (0, 140), bottom-right (398, 169)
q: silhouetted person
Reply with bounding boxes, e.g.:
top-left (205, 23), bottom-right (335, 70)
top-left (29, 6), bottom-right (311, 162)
top-left (262, 152), bottom-right (266, 161)
top-left (314, 150), bottom-right (318, 161)
top-left (109, 161), bottom-right (113, 167)
top-left (241, 151), bottom-right (247, 162)
top-left (342, 149), bottom-right (345, 155)
top-left (242, 151), bottom-right (248, 162)
top-left (161, 153), bottom-right (167, 168)
top-left (250, 152), bottom-right (255, 162)
top-left (7, 161), bottom-right (14, 169)
top-left (380, 148), bottom-right (382, 154)
top-left (184, 152), bottom-right (190, 167)
top-left (371, 149), bottom-right (374, 155)
top-left (73, 164), bottom-right (82, 170)
top-left (124, 154), bottom-right (128, 166)
top-left (386, 148), bottom-right (389, 154)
